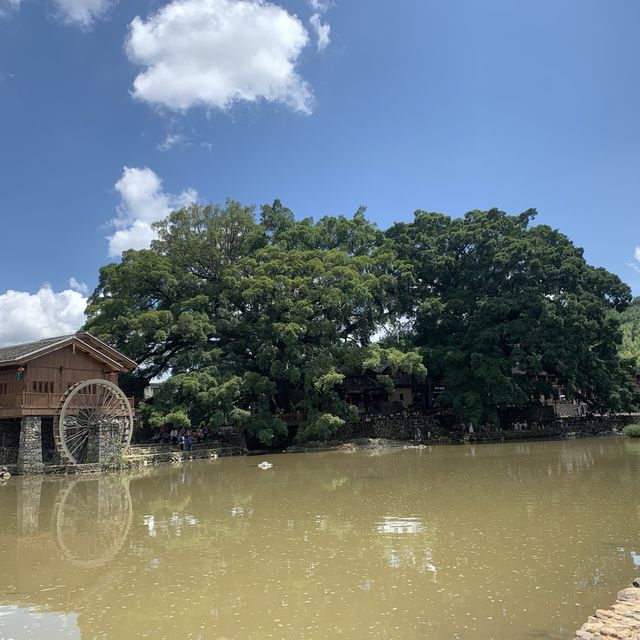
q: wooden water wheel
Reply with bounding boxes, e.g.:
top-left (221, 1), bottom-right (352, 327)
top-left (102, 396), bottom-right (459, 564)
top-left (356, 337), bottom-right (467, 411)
top-left (53, 379), bottom-right (133, 465)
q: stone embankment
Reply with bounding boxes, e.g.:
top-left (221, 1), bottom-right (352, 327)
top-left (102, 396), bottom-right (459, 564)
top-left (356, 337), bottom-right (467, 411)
top-left (125, 443), bottom-right (243, 467)
top-left (573, 579), bottom-right (640, 640)
top-left (0, 443), bottom-right (243, 476)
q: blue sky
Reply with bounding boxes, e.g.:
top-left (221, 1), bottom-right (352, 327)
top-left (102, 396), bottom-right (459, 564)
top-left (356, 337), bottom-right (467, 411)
top-left (0, 0), bottom-right (639, 344)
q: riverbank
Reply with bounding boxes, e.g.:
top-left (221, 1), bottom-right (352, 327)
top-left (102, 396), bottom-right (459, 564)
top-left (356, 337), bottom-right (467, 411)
top-left (1, 413), bottom-right (635, 475)
top-left (573, 579), bottom-right (640, 640)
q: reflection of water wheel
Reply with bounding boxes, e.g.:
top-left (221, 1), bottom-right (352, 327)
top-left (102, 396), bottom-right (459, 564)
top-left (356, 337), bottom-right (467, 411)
top-left (53, 379), bottom-right (133, 465)
top-left (56, 477), bottom-right (133, 569)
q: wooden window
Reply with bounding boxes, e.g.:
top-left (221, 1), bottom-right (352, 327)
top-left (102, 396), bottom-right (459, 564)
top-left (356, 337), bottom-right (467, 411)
top-left (32, 381), bottom-right (55, 393)
top-left (0, 383), bottom-right (7, 395)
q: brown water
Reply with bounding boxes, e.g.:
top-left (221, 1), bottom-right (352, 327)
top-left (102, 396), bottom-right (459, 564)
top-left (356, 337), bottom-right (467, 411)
top-left (1, 437), bottom-right (639, 640)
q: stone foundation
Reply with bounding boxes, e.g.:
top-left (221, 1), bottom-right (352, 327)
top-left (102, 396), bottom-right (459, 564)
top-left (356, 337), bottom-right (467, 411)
top-left (99, 418), bottom-right (129, 463)
top-left (17, 416), bottom-right (44, 474)
top-left (573, 579), bottom-right (640, 639)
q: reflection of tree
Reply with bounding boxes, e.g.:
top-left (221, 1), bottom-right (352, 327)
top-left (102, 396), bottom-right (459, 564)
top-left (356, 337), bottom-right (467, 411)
top-left (56, 476), bottom-right (132, 569)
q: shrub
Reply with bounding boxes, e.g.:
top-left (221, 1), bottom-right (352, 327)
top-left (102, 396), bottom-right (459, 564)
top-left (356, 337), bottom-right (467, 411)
top-left (622, 424), bottom-right (640, 438)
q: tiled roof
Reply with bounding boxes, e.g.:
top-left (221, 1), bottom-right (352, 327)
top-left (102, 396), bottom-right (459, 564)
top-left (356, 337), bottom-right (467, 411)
top-left (0, 333), bottom-right (137, 370)
top-left (0, 335), bottom-right (73, 363)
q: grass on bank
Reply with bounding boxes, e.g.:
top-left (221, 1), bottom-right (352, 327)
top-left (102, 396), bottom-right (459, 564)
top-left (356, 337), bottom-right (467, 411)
top-left (622, 424), bottom-right (640, 438)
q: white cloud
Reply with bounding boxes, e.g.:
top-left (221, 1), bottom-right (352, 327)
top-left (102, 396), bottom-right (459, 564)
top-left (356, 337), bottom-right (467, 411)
top-left (0, 0), bottom-right (20, 17)
top-left (157, 132), bottom-right (187, 151)
top-left (68, 277), bottom-right (89, 295)
top-left (309, 13), bottom-right (330, 51)
top-left (126, 0), bottom-right (313, 114)
top-left (52, 0), bottom-right (116, 27)
top-left (635, 246), bottom-right (640, 263)
top-left (107, 166), bottom-right (197, 257)
top-left (308, 0), bottom-right (329, 12)
top-left (0, 286), bottom-right (87, 346)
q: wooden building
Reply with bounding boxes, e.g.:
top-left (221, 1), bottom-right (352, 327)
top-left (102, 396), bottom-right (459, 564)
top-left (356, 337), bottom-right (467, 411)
top-left (342, 366), bottom-right (438, 416)
top-left (0, 333), bottom-right (137, 472)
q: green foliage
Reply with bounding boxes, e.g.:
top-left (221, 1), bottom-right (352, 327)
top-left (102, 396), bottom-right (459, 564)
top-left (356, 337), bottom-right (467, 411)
top-left (163, 410), bottom-right (191, 430)
top-left (85, 200), bottom-right (416, 444)
top-left (85, 199), bottom-right (635, 441)
top-left (623, 424), bottom-right (640, 438)
top-left (296, 412), bottom-right (345, 443)
top-left (101, 452), bottom-right (131, 470)
top-left (384, 207), bottom-right (635, 423)
top-left (616, 297), bottom-right (640, 365)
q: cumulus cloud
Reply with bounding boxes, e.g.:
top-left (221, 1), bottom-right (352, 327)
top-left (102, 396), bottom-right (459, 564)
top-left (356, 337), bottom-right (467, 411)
top-left (0, 0), bottom-right (20, 17)
top-left (0, 286), bottom-right (87, 346)
top-left (107, 166), bottom-right (197, 257)
top-left (635, 246), bottom-right (640, 262)
top-left (52, 0), bottom-right (116, 27)
top-left (68, 277), bottom-right (89, 295)
top-left (126, 0), bottom-right (313, 114)
top-left (309, 13), bottom-right (330, 51)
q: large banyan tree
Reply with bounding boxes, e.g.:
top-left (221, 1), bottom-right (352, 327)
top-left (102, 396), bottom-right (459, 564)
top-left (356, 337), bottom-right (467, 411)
top-left (85, 201), bottom-right (636, 441)
top-left (385, 208), bottom-right (636, 423)
top-left (85, 200), bottom-right (425, 444)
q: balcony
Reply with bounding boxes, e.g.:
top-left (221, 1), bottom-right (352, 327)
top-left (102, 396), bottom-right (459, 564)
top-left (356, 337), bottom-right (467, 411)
top-left (0, 392), bottom-right (135, 418)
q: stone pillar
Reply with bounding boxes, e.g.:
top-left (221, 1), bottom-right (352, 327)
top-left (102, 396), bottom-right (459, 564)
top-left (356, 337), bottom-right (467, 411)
top-left (17, 416), bottom-right (44, 474)
top-left (99, 419), bottom-right (124, 463)
top-left (16, 476), bottom-right (43, 535)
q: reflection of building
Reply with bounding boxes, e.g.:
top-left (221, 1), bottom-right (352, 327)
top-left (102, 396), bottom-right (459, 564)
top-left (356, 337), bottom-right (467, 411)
top-left (0, 333), bottom-right (136, 471)
top-left (376, 516), bottom-right (423, 535)
top-left (374, 515), bottom-right (438, 578)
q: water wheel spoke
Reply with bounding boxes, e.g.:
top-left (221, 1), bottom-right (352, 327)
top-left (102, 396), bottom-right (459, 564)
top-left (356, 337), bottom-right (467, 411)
top-left (53, 379), bottom-right (133, 465)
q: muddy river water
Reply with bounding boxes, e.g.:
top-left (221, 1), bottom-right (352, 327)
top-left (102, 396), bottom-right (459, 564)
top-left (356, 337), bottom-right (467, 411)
top-left (1, 437), bottom-right (639, 639)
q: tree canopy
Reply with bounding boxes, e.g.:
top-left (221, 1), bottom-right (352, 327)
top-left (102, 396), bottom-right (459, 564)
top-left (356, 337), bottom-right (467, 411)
top-left (86, 201), bottom-right (424, 444)
top-left (85, 201), bottom-right (636, 442)
top-left (384, 208), bottom-right (635, 422)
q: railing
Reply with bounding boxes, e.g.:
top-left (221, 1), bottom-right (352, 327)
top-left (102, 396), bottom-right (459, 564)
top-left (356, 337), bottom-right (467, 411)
top-left (0, 392), bottom-right (65, 409)
top-left (0, 392), bottom-right (135, 411)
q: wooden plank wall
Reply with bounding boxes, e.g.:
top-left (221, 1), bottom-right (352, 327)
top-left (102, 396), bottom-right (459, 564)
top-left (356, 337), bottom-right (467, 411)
top-left (23, 347), bottom-right (115, 394)
top-left (0, 367), bottom-right (21, 395)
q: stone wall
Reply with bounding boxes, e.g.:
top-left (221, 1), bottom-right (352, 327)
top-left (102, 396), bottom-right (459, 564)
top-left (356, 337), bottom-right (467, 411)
top-left (337, 415), bottom-right (442, 441)
top-left (17, 416), bottom-right (43, 473)
top-left (98, 417), bottom-right (131, 463)
top-left (573, 579), bottom-right (640, 639)
top-left (560, 415), bottom-right (638, 430)
top-left (335, 414), bottom-right (636, 445)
